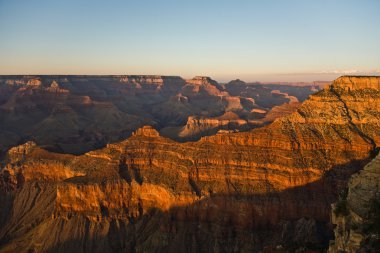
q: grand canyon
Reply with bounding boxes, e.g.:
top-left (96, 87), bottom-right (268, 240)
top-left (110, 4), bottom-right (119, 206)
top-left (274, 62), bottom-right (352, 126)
top-left (1, 1), bottom-right (379, 252)
top-left (0, 75), bottom-right (379, 252)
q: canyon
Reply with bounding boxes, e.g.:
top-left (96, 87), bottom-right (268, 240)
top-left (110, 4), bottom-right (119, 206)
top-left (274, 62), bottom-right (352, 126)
top-left (0, 75), bottom-right (317, 154)
top-left (0, 76), bottom-right (379, 252)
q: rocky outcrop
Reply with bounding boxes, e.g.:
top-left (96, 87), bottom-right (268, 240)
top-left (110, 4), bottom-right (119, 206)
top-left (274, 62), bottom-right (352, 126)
top-left (180, 113), bottom-right (247, 135)
top-left (271, 89), bottom-right (299, 103)
top-left (26, 78), bottom-right (42, 87)
top-left (160, 112), bottom-right (250, 141)
top-left (328, 153), bottom-right (380, 253)
top-left (44, 81), bottom-right (69, 93)
top-left (185, 76), bottom-right (224, 91)
top-left (132, 125), bottom-right (160, 137)
top-left (5, 141), bottom-right (36, 163)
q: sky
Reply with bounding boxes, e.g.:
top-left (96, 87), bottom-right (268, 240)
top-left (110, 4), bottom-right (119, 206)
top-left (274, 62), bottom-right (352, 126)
top-left (0, 0), bottom-right (379, 82)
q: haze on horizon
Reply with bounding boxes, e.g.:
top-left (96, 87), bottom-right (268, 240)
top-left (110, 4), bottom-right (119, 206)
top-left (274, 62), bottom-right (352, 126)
top-left (0, 0), bottom-right (379, 82)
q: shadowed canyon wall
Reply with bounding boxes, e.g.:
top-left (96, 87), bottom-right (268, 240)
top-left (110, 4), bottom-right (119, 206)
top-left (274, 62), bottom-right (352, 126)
top-left (329, 153), bottom-right (380, 252)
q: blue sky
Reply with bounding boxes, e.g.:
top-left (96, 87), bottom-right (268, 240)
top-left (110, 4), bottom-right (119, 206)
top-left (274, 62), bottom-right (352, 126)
top-left (0, 0), bottom-right (379, 81)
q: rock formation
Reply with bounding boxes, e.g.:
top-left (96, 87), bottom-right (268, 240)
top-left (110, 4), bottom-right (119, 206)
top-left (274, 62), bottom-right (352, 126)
top-left (0, 76), bottom-right (378, 252)
top-left (160, 112), bottom-right (250, 141)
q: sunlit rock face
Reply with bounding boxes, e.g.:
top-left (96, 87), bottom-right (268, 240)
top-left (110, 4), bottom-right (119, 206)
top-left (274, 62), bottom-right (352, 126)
top-left (332, 76), bottom-right (380, 91)
top-left (0, 76), bottom-right (379, 252)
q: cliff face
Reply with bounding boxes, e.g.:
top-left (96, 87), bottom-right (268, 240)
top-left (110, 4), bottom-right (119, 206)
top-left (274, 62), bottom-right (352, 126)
top-left (328, 154), bottom-right (380, 253)
top-left (331, 76), bottom-right (380, 91)
top-left (0, 76), bottom-right (379, 252)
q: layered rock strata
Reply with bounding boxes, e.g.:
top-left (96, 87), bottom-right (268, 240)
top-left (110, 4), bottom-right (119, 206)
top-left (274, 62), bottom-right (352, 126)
top-left (0, 76), bottom-right (379, 252)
